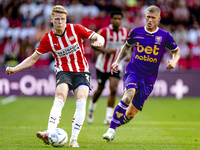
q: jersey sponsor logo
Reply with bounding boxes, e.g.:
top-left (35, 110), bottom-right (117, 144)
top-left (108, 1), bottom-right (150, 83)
top-left (136, 42), bottom-right (159, 55)
top-left (135, 55), bottom-right (157, 63)
top-left (55, 43), bottom-right (80, 58)
top-left (135, 42), bottom-right (158, 63)
top-left (135, 54), bottom-right (157, 63)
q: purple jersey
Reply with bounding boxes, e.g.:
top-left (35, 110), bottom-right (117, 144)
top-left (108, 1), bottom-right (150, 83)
top-left (126, 26), bottom-right (178, 84)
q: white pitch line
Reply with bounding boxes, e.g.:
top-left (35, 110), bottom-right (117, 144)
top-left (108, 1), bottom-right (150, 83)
top-left (0, 126), bottom-right (195, 131)
top-left (1, 96), bottom-right (17, 105)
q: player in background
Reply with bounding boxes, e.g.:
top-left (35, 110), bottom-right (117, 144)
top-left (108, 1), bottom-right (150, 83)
top-left (87, 11), bottom-right (129, 125)
top-left (6, 5), bottom-right (105, 147)
top-left (103, 5), bottom-right (180, 141)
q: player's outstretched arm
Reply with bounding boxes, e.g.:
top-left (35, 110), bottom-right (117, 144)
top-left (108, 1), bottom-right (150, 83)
top-left (91, 32), bottom-right (115, 54)
top-left (6, 52), bottom-right (41, 75)
top-left (166, 48), bottom-right (180, 69)
top-left (111, 43), bottom-right (132, 74)
top-left (90, 33), bottom-right (105, 48)
top-left (92, 46), bottom-right (115, 54)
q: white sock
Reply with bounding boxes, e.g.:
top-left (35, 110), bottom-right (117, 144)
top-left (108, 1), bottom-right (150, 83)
top-left (88, 99), bottom-right (97, 112)
top-left (71, 99), bottom-right (86, 141)
top-left (47, 99), bottom-right (64, 131)
top-left (105, 107), bottom-right (113, 120)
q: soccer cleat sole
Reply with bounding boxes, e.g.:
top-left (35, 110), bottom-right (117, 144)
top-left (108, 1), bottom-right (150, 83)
top-left (36, 132), bottom-right (49, 145)
top-left (69, 144), bottom-right (80, 147)
top-left (69, 140), bottom-right (80, 147)
top-left (103, 136), bottom-right (111, 142)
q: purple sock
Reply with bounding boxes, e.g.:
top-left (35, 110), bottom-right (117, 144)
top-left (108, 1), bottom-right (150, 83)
top-left (110, 100), bottom-right (128, 130)
top-left (117, 114), bottom-right (132, 127)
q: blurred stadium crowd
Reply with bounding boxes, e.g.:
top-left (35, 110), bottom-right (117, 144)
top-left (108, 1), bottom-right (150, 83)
top-left (0, 0), bottom-right (200, 71)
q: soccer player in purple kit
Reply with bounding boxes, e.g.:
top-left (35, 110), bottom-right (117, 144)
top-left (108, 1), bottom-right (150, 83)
top-left (103, 5), bottom-right (180, 142)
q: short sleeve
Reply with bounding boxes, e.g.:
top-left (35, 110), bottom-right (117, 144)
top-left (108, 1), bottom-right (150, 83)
top-left (36, 34), bottom-right (51, 55)
top-left (164, 32), bottom-right (178, 51)
top-left (126, 28), bottom-right (135, 45)
top-left (74, 24), bottom-right (95, 40)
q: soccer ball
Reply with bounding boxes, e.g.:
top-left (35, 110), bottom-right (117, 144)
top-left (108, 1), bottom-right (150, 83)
top-left (48, 128), bottom-right (68, 147)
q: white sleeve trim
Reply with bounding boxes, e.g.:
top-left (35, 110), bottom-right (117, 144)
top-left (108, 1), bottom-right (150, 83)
top-left (170, 46), bottom-right (178, 51)
top-left (88, 32), bottom-right (95, 39)
top-left (126, 41), bottom-right (132, 46)
top-left (36, 50), bottom-right (43, 55)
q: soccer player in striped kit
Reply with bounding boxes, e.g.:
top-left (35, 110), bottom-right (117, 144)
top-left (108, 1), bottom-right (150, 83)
top-left (103, 5), bottom-right (180, 142)
top-left (6, 5), bottom-right (105, 147)
top-left (87, 11), bottom-right (129, 125)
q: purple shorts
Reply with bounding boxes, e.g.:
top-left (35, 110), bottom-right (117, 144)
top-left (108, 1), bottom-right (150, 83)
top-left (123, 72), bottom-right (154, 111)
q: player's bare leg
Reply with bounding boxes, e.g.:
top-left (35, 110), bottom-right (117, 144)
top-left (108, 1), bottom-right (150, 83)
top-left (87, 84), bottom-right (104, 124)
top-left (93, 84), bottom-right (105, 103)
top-left (104, 77), bottom-right (120, 125)
top-left (126, 103), bottom-right (139, 120)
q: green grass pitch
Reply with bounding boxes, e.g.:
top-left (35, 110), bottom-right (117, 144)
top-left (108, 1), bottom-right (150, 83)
top-left (0, 96), bottom-right (200, 150)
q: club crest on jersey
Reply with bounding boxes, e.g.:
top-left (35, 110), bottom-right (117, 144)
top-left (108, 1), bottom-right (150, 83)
top-left (69, 36), bottom-right (75, 41)
top-left (155, 36), bottom-right (162, 44)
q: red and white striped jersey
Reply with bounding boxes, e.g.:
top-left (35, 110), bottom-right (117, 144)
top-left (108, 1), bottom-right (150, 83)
top-left (95, 24), bottom-right (129, 73)
top-left (36, 24), bottom-right (95, 73)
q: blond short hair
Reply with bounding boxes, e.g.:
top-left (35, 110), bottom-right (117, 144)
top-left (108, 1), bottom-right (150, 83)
top-left (146, 5), bottom-right (160, 16)
top-left (51, 5), bottom-right (67, 17)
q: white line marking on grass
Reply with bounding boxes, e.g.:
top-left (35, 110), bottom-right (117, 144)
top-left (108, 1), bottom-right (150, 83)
top-left (170, 128), bottom-right (185, 130)
top-left (133, 121), bottom-right (200, 125)
top-left (0, 126), bottom-right (197, 131)
top-left (1, 96), bottom-right (17, 105)
top-left (0, 126), bottom-right (154, 130)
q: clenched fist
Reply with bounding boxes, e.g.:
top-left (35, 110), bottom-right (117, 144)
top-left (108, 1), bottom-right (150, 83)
top-left (6, 67), bottom-right (15, 75)
top-left (91, 41), bottom-right (103, 48)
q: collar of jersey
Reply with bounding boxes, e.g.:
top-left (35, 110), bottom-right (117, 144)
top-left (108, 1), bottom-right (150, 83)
top-left (144, 26), bottom-right (159, 34)
top-left (109, 24), bottom-right (120, 32)
top-left (53, 28), bottom-right (66, 37)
